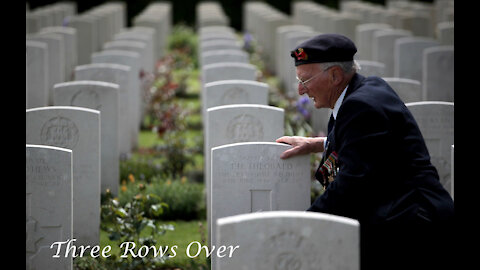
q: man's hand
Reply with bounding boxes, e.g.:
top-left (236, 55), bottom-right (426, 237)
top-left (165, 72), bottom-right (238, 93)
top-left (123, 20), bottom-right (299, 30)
top-left (276, 136), bottom-right (326, 159)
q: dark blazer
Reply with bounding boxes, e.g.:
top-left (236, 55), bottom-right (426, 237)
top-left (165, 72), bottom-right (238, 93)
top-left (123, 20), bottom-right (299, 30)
top-left (308, 73), bottom-right (454, 268)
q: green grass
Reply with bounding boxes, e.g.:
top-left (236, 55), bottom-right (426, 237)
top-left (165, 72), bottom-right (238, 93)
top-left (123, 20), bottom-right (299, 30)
top-left (100, 220), bottom-right (209, 269)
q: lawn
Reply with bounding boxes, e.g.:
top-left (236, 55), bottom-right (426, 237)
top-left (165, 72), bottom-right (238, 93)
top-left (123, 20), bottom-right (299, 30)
top-left (100, 220), bottom-right (209, 269)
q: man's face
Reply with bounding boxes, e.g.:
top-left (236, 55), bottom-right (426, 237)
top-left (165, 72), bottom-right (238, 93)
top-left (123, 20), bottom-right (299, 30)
top-left (296, 63), bottom-right (332, 109)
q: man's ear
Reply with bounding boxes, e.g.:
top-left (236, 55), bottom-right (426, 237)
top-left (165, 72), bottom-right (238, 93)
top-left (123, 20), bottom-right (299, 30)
top-left (329, 66), bottom-right (343, 86)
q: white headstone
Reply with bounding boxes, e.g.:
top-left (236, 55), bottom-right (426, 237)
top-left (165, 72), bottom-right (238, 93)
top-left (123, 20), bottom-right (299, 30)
top-left (115, 29), bottom-right (156, 72)
top-left (203, 80), bottom-right (269, 119)
top-left (394, 37), bottom-right (440, 82)
top-left (26, 144), bottom-right (73, 270)
top-left (205, 104), bottom-right (285, 246)
top-left (406, 101), bottom-right (454, 196)
top-left (67, 15), bottom-right (97, 65)
top-left (103, 40), bottom-right (149, 75)
top-left (215, 211), bottom-right (360, 270)
top-left (211, 143), bottom-right (311, 251)
top-left (74, 63), bottom-right (132, 157)
top-left (372, 29), bottom-right (412, 77)
top-left (355, 23), bottom-right (392, 61)
top-left (26, 106), bottom-right (101, 246)
top-left (332, 12), bottom-right (362, 41)
top-left (201, 50), bottom-right (249, 66)
top-left (357, 60), bottom-right (385, 77)
top-left (201, 39), bottom-right (242, 52)
top-left (383, 77), bottom-right (422, 103)
top-left (436, 21), bottom-right (454, 46)
top-left (26, 40), bottom-right (49, 109)
top-left (27, 33), bottom-right (66, 105)
top-left (202, 62), bottom-right (257, 85)
top-left (54, 81), bottom-right (120, 195)
top-left (39, 26), bottom-right (77, 81)
top-left (422, 46), bottom-right (454, 102)
top-left (91, 50), bottom-right (142, 151)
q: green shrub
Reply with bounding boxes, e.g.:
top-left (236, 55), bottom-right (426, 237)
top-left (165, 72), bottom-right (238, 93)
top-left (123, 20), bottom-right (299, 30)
top-left (168, 24), bottom-right (198, 68)
top-left (95, 190), bottom-right (173, 270)
top-left (146, 177), bottom-right (206, 221)
top-left (117, 177), bottom-right (205, 221)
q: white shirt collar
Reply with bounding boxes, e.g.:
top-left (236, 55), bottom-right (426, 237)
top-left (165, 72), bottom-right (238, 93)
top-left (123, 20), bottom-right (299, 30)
top-left (332, 85), bottom-right (348, 120)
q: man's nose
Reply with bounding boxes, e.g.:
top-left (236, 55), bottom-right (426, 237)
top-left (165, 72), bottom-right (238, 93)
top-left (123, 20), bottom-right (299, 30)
top-left (298, 83), bottom-right (307, 95)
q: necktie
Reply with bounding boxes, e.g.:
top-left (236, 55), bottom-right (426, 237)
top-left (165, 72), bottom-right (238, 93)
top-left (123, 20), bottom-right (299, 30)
top-left (324, 113), bottom-right (335, 156)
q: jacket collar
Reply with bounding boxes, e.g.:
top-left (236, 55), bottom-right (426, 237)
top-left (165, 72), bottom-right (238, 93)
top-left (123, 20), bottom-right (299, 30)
top-left (345, 73), bottom-right (365, 99)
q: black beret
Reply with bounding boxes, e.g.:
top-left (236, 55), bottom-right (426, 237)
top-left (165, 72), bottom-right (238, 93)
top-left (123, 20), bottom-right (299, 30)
top-left (290, 34), bottom-right (357, 66)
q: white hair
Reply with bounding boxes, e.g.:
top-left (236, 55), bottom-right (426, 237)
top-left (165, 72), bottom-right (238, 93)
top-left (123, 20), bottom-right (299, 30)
top-left (319, 60), bottom-right (361, 74)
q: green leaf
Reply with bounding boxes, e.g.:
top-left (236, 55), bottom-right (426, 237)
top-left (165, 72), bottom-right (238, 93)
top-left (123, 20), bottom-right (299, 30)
top-left (150, 204), bottom-right (164, 217)
top-left (115, 208), bottom-right (127, 218)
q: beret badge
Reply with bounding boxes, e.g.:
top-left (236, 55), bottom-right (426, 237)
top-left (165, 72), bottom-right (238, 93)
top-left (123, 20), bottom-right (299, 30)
top-left (294, 48), bottom-right (308, 61)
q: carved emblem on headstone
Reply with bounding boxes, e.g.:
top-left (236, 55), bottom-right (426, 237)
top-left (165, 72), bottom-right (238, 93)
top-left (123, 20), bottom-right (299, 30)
top-left (257, 231), bottom-right (319, 270)
top-left (226, 114), bottom-right (264, 141)
top-left (221, 87), bottom-right (249, 104)
top-left (71, 89), bottom-right (101, 110)
top-left (40, 116), bottom-right (79, 149)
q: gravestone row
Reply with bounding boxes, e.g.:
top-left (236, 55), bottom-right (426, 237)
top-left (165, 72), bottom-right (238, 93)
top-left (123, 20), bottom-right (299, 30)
top-left (26, 2), bottom-right (173, 269)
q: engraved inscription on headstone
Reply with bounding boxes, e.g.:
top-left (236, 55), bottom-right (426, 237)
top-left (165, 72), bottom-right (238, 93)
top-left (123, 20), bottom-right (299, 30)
top-left (226, 114), bottom-right (264, 141)
top-left (71, 89), bottom-right (102, 110)
top-left (220, 87), bottom-right (248, 104)
top-left (26, 144), bottom-right (73, 270)
top-left (406, 102), bottom-right (454, 195)
top-left (40, 116), bottom-right (79, 149)
top-left (259, 231), bottom-right (317, 270)
top-left (27, 107), bottom-right (101, 246)
top-left (210, 142), bottom-right (310, 253)
top-left (215, 211), bottom-right (360, 270)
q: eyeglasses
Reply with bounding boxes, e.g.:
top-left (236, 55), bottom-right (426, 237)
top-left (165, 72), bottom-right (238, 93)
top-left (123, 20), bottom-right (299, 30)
top-left (295, 72), bottom-right (322, 90)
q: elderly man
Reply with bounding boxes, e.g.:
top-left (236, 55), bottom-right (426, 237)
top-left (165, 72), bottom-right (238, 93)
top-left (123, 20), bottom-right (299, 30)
top-left (276, 34), bottom-right (454, 269)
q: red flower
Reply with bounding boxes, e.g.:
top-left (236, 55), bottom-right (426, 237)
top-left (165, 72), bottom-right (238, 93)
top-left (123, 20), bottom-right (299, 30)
top-left (294, 48), bottom-right (308, 60)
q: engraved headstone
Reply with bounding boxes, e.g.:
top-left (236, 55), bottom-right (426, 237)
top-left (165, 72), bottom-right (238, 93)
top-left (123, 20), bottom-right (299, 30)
top-left (26, 106), bottom-right (101, 246)
top-left (26, 144), bottom-right (73, 270)
top-left (205, 104), bottom-right (284, 246)
top-left (211, 143), bottom-right (311, 251)
top-left (215, 211), bottom-right (360, 270)
top-left (406, 101), bottom-right (454, 196)
top-left (54, 81), bottom-right (120, 195)
top-left (202, 80), bottom-right (269, 120)
top-left (75, 63), bottom-right (132, 156)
